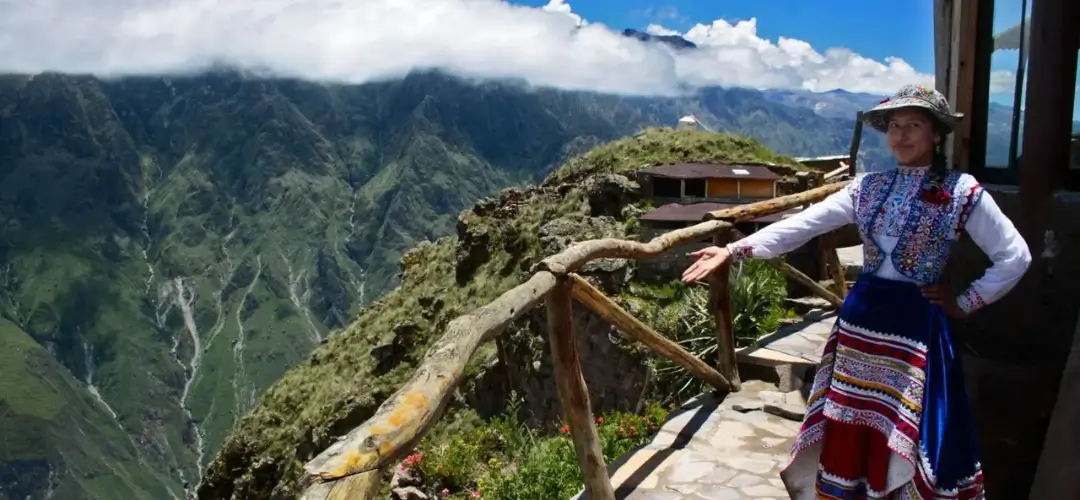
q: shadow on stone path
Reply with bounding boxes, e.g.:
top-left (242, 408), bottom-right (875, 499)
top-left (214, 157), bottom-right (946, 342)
top-left (572, 380), bottom-right (810, 500)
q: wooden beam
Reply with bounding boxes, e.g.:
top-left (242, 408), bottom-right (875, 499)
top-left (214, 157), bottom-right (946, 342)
top-left (702, 181), bottom-right (848, 223)
top-left (547, 280), bottom-right (615, 500)
top-left (539, 219), bottom-right (730, 275)
top-left (567, 273), bottom-right (732, 392)
top-left (730, 229), bottom-right (845, 309)
top-left (709, 231), bottom-right (740, 391)
top-left (948, 0), bottom-right (979, 172)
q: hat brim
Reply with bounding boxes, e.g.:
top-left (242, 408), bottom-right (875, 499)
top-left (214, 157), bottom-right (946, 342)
top-left (862, 98), bottom-right (964, 134)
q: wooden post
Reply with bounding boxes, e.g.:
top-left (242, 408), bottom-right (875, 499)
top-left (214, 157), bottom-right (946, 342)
top-left (546, 280), bottom-right (615, 500)
top-left (709, 230), bottom-right (741, 392)
top-left (567, 274), bottom-right (731, 392)
top-left (848, 112), bottom-right (864, 175)
top-left (821, 231), bottom-right (849, 299)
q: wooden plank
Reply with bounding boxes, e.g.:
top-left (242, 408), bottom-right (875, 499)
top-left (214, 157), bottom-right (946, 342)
top-left (730, 229), bottom-right (844, 309)
top-left (567, 273), bottom-right (731, 392)
top-left (547, 280), bottom-right (615, 500)
top-left (709, 231), bottom-right (740, 391)
top-left (702, 181), bottom-right (848, 223)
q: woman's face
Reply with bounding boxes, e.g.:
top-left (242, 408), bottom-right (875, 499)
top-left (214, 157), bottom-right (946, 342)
top-left (886, 108), bottom-right (937, 166)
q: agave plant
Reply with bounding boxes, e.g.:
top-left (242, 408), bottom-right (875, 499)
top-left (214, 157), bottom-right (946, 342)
top-left (644, 259), bottom-right (789, 402)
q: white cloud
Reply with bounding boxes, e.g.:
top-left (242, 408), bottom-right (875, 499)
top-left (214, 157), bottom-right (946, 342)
top-left (989, 70), bottom-right (1019, 94)
top-left (0, 0), bottom-right (931, 97)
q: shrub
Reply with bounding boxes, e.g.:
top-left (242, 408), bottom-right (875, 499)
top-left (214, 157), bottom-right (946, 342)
top-left (630, 259), bottom-right (790, 403)
top-left (403, 397), bottom-right (670, 500)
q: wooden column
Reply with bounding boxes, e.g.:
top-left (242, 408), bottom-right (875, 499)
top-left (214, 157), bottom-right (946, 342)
top-left (709, 230), bottom-right (740, 391)
top-left (546, 280), bottom-right (614, 500)
top-left (1018, 0), bottom-right (1078, 241)
top-left (947, 0), bottom-right (979, 172)
top-left (1021, 0), bottom-right (1080, 496)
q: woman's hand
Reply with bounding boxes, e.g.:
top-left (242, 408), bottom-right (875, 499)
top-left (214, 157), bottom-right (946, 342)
top-left (681, 246), bottom-right (732, 283)
top-left (921, 284), bottom-right (968, 319)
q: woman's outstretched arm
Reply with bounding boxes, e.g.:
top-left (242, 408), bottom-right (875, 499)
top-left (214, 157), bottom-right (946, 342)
top-left (681, 179), bottom-right (859, 283)
top-left (726, 179), bottom-right (859, 261)
top-left (955, 191), bottom-right (1032, 314)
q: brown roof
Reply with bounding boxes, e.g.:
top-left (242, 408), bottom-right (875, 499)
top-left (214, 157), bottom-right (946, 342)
top-left (639, 163), bottom-right (780, 180)
top-left (639, 202), bottom-right (802, 223)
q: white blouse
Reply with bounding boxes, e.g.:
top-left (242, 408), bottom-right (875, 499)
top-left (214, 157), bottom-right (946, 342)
top-left (726, 167), bottom-right (1032, 314)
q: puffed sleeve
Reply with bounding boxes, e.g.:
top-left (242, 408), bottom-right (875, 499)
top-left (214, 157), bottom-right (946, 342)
top-left (955, 190), bottom-right (1032, 313)
top-left (726, 179), bottom-right (858, 261)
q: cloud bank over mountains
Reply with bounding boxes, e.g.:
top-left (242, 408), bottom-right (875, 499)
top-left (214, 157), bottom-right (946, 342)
top-left (2, 0), bottom-right (936, 96)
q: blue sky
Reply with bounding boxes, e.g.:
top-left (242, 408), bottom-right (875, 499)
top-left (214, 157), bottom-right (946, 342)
top-left (515, 0), bottom-right (939, 74)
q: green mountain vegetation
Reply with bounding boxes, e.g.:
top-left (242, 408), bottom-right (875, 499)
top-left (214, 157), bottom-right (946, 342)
top-left (197, 128), bottom-right (799, 499)
top-left (0, 69), bottom-right (869, 499)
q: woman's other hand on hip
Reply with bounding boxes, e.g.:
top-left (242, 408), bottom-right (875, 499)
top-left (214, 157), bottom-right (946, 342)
top-left (921, 284), bottom-right (968, 318)
top-left (681, 246), bottom-right (732, 283)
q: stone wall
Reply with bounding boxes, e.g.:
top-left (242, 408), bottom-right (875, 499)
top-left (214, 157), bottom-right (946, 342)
top-left (945, 186), bottom-right (1080, 499)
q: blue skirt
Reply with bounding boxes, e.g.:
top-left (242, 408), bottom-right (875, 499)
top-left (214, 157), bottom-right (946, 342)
top-left (779, 275), bottom-right (986, 500)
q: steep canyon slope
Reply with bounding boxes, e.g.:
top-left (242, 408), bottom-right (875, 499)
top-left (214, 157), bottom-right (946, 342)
top-left (0, 70), bottom-right (873, 499)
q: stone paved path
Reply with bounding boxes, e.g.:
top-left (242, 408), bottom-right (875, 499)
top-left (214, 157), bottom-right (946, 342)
top-left (572, 380), bottom-right (810, 499)
top-left (570, 310), bottom-right (842, 499)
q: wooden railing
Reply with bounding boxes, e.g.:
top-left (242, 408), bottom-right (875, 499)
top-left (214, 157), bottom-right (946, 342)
top-left (297, 180), bottom-right (851, 500)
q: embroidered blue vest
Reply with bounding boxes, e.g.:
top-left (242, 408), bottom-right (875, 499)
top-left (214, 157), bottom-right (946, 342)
top-left (853, 170), bottom-right (984, 284)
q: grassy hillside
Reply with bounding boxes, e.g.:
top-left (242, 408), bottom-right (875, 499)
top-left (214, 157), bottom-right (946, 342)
top-left (199, 128), bottom-right (801, 499)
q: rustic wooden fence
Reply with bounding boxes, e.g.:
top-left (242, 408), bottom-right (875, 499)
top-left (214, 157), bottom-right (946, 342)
top-left (297, 180), bottom-right (851, 500)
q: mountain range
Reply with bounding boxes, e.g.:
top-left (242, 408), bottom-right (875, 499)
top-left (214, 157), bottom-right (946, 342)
top-left (0, 62), bottom-right (1042, 499)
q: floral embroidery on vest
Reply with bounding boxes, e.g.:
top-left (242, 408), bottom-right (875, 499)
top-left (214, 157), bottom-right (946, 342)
top-left (854, 169), bottom-right (984, 284)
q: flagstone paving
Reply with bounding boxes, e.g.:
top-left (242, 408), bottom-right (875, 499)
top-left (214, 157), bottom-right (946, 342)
top-left (572, 312), bottom-right (842, 499)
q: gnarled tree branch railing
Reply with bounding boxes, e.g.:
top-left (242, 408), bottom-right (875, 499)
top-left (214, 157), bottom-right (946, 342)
top-left (298, 181), bottom-right (850, 500)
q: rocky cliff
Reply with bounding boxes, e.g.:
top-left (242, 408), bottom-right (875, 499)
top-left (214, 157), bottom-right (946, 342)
top-left (197, 128), bottom-right (801, 499)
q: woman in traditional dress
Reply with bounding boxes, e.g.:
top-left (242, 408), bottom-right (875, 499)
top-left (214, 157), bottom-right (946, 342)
top-left (681, 84), bottom-right (1032, 499)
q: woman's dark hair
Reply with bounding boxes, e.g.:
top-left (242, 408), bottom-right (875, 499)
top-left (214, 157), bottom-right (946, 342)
top-left (919, 108), bottom-right (950, 186)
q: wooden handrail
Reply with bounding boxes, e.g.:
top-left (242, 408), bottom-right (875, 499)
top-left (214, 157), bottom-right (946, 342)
top-left (702, 181), bottom-right (847, 221)
top-left (297, 180), bottom-right (851, 499)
